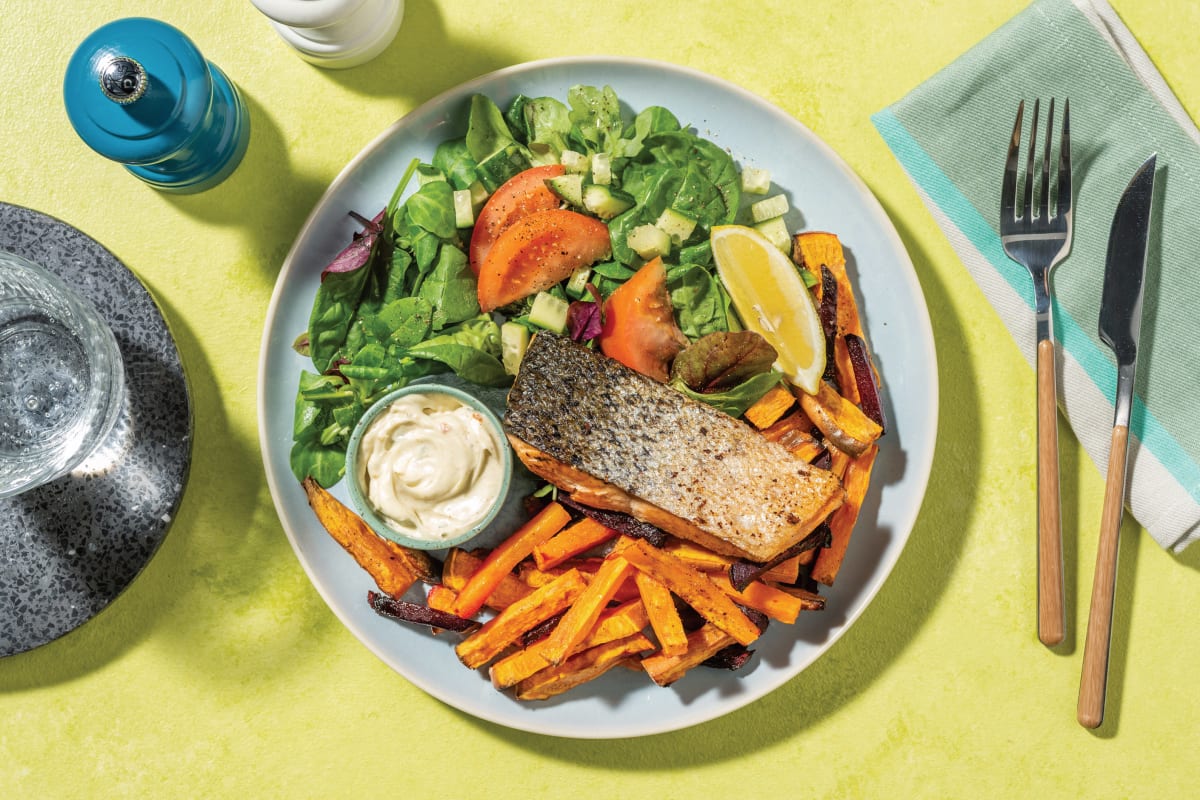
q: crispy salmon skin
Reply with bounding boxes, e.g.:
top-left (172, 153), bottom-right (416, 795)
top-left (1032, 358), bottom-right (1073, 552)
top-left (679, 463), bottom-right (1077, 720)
top-left (503, 334), bottom-right (845, 562)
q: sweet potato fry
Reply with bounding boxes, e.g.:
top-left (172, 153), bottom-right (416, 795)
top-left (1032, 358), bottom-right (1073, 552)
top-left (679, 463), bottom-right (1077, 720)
top-left (743, 383), bottom-right (796, 429)
top-left (774, 585), bottom-right (827, 611)
top-left (451, 501), bottom-right (571, 618)
top-left (760, 410), bottom-right (827, 463)
top-left (707, 572), bottom-right (806, 624)
top-left (442, 548), bottom-right (531, 610)
top-left (520, 558), bottom-right (641, 604)
top-left (641, 623), bottom-right (736, 687)
top-left (490, 599), bottom-right (649, 689)
top-left (634, 571), bottom-right (687, 657)
top-left (620, 539), bottom-right (761, 646)
top-left (533, 517), bottom-right (617, 570)
top-left (455, 568), bottom-right (586, 670)
top-left (542, 555), bottom-right (635, 665)
top-left (798, 381), bottom-right (882, 459)
top-left (515, 633), bottom-right (655, 700)
top-left (813, 443), bottom-right (878, 586)
top-left (426, 584), bottom-right (459, 614)
top-left (301, 477), bottom-right (437, 598)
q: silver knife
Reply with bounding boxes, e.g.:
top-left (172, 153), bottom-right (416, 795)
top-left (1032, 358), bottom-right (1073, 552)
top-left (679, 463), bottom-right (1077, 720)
top-left (1078, 153), bottom-right (1156, 729)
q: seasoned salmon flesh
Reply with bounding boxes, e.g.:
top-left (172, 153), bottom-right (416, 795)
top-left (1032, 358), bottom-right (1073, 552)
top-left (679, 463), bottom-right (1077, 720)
top-left (503, 334), bottom-right (846, 562)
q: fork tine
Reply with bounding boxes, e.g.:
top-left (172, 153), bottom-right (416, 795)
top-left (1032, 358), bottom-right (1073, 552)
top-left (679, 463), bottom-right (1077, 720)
top-left (1040, 99), bottom-right (1055, 220)
top-left (1023, 98), bottom-right (1040, 225)
top-left (1001, 100), bottom-right (1024, 223)
top-left (1057, 99), bottom-right (1072, 221)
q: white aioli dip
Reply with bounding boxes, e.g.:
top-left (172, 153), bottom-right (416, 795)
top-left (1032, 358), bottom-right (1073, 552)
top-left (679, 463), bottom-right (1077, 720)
top-left (356, 392), bottom-right (505, 542)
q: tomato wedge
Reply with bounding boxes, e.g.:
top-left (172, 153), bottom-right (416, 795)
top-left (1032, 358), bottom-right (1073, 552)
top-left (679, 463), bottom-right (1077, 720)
top-left (477, 208), bottom-right (612, 312)
top-left (599, 257), bottom-right (688, 382)
top-left (469, 164), bottom-right (566, 274)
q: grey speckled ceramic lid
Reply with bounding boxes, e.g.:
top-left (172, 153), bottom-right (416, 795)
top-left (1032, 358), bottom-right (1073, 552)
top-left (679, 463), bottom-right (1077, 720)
top-left (0, 202), bottom-right (192, 656)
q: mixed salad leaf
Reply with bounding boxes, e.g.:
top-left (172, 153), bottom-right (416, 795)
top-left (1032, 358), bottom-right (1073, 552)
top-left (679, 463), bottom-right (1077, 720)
top-left (291, 85), bottom-right (793, 487)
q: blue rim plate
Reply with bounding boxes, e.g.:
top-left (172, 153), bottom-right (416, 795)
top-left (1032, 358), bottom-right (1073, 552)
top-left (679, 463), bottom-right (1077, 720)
top-left (257, 56), bottom-right (938, 738)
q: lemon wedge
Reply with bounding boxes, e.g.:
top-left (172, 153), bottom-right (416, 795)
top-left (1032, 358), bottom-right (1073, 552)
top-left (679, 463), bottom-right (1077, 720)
top-left (711, 224), bottom-right (826, 394)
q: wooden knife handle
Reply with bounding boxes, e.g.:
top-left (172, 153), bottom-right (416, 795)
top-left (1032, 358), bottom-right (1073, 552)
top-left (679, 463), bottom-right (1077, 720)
top-left (1036, 339), bottom-right (1065, 646)
top-left (1078, 424), bottom-right (1129, 729)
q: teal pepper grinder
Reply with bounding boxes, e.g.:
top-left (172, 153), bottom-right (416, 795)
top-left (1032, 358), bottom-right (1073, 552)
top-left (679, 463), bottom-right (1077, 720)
top-left (63, 18), bottom-right (250, 193)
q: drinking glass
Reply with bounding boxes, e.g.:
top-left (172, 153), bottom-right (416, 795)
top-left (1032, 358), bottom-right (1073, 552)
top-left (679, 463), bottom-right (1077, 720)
top-left (0, 249), bottom-right (125, 498)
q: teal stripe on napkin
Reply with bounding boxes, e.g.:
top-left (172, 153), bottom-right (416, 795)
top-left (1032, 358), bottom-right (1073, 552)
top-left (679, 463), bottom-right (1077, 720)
top-left (872, 0), bottom-right (1200, 551)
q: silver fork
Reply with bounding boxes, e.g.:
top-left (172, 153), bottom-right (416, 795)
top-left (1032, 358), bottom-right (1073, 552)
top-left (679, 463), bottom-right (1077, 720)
top-left (1000, 98), bottom-right (1073, 647)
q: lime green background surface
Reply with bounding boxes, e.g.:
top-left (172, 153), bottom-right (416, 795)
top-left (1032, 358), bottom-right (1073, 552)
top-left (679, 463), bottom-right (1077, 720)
top-left (3, 1), bottom-right (1199, 797)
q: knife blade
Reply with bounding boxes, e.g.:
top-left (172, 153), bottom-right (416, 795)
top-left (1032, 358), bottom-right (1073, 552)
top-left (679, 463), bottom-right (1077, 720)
top-left (1079, 153), bottom-right (1156, 729)
top-left (1099, 153), bottom-right (1156, 429)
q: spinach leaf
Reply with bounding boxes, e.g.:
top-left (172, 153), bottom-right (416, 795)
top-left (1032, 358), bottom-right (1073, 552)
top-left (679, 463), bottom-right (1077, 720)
top-left (290, 371), bottom-right (356, 485)
top-left (417, 245), bottom-right (479, 330)
top-left (406, 315), bottom-right (509, 386)
top-left (619, 105), bottom-right (680, 157)
top-left (406, 180), bottom-right (457, 239)
top-left (567, 85), bottom-right (623, 155)
top-left (432, 138), bottom-right (479, 191)
top-left (465, 94), bottom-right (532, 190)
top-left (507, 94), bottom-right (572, 163)
top-left (308, 258), bottom-right (373, 373)
top-left (374, 296), bottom-right (433, 347)
top-left (666, 262), bottom-right (736, 338)
top-left (466, 93), bottom-right (517, 162)
top-left (644, 131), bottom-right (741, 224)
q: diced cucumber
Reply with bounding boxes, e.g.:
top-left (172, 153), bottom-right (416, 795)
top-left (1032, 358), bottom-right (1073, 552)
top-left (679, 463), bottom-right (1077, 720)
top-left (591, 152), bottom-right (612, 185)
top-left (452, 189), bottom-right (475, 228)
top-left (655, 207), bottom-right (697, 244)
top-left (583, 184), bottom-right (635, 220)
top-left (500, 322), bottom-right (531, 376)
top-left (528, 291), bottom-right (570, 334)
top-left (750, 194), bottom-right (789, 223)
top-left (627, 224), bottom-right (672, 259)
top-left (560, 149), bottom-right (590, 174)
top-left (565, 265), bottom-right (592, 297)
top-left (468, 180), bottom-right (489, 210)
top-left (741, 166), bottom-right (771, 195)
top-left (754, 216), bottom-right (792, 252)
top-left (546, 173), bottom-right (584, 207)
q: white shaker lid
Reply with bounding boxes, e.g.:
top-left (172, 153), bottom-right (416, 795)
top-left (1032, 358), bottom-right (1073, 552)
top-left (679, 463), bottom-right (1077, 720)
top-left (251, 0), bottom-right (403, 69)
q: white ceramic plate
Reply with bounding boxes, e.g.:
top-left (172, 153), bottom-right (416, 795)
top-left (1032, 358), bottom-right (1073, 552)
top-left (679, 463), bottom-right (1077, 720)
top-left (258, 57), bottom-right (937, 738)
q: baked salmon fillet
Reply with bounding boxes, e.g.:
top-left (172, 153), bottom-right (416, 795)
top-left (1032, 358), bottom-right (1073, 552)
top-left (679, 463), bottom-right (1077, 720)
top-left (503, 333), bottom-right (845, 562)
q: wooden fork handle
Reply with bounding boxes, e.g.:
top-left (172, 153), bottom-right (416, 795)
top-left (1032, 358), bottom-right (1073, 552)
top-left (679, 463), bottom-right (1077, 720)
top-left (1078, 424), bottom-right (1129, 729)
top-left (1036, 339), bottom-right (1065, 646)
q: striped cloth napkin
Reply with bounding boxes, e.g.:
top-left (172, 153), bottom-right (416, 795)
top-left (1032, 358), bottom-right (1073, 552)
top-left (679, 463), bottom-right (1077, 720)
top-left (872, 0), bottom-right (1200, 552)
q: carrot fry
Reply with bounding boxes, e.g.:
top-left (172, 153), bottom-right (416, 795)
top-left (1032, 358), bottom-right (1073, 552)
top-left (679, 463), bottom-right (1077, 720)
top-left (532, 517), bottom-right (616, 570)
top-left (455, 568), bottom-right (586, 670)
top-left (634, 571), bottom-right (687, 657)
top-left (542, 555), bottom-right (635, 665)
top-left (620, 539), bottom-right (761, 646)
top-left (442, 548), bottom-right (532, 610)
top-left (451, 501), bottom-right (571, 618)
top-left (515, 633), bottom-right (654, 700)
top-left (707, 572), bottom-right (805, 624)
top-left (641, 623), bottom-right (735, 687)
top-left (521, 558), bottom-right (641, 604)
top-left (301, 477), bottom-right (436, 598)
top-left (813, 443), bottom-right (878, 586)
top-left (490, 599), bottom-right (648, 689)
